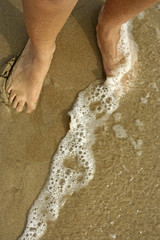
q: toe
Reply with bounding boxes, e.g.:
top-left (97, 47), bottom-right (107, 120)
top-left (16, 101), bottom-right (25, 112)
top-left (7, 85), bottom-right (13, 94)
top-left (9, 91), bottom-right (16, 104)
top-left (12, 97), bottom-right (20, 109)
top-left (26, 102), bottom-right (37, 114)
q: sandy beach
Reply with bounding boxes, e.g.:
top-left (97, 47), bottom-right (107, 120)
top-left (0, 0), bottom-right (160, 239)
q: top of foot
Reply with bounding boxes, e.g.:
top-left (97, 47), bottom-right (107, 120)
top-left (6, 40), bottom-right (54, 113)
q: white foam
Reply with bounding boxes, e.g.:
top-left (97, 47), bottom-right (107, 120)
top-left (156, 27), bottom-right (160, 39)
top-left (136, 12), bottom-right (145, 20)
top-left (135, 119), bottom-right (144, 128)
top-left (109, 233), bottom-right (117, 239)
top-left (156, 3), bottom-right (160, 9)
top-left (104, 21), bottom-right (138, 94)
top-left (112, 124), bottom-right (128, 139)
top-left (150, 82), bottom-right (159, 91)
top-left (129, 137), bottom-right (143, 156)
top-left (113, 112), bottom-right (122, 122)
top-left (151, 82), bottom-right (159, 91)
top-left (18, 21), bottom-right (138, 240)
top-left (140, 92), bottom-right (150, 104)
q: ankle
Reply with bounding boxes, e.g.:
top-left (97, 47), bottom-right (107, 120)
top-left (28, 40), bottom-right (56, 63)
top-left (97, 4), bottom-right (122, 38)
top-left (96, 22), bottom-right (120, 45)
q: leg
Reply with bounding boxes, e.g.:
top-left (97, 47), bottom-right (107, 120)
top-left (96, 0), bottom-right (159, 76)
top-left (7, 0), bottom-right (78, 113)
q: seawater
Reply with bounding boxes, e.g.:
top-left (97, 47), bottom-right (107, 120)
top-left (18, 20), bottom-right (138, 240)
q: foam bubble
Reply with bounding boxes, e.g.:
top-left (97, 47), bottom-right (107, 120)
top-left (140, 92), bottom-right (150, 104)
top-left (104, 21), bottom-right (138, 94)
top-left (129, 136), bottom-right (143, 156)
top-left (150, 82), bottom-right (159, 92)
top-left (156, 27), bottom-right (160, 39)
top-left (136, 12), bottom-right (145, 20)
top-left (156, 3), bottom-right (160, 9)
top-left (135, 119), bottom-right (144, 129)
top-left (113, 112), bottom-right (122, 122)
top-left (18, 21), bottom-right (137, 240)
top-left (112, 124), bottom-right (128, 139)
top-left (109, 233), bottom-right (117, 239)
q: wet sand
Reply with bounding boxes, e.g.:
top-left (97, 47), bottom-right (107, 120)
top-left (0, 0), bottom-right (160, 239)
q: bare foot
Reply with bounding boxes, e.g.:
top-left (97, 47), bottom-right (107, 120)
top-left (6, 40), bottom-right (55, 113)
top-left (96, 5), bottom-right (123, 76)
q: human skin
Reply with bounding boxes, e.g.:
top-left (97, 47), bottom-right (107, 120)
top-left (97, 0), bottom-right (159, 76)
top-left (6, 0), bottom-right (159, 113)
top-left (7, 0), bottom-right (78, 113)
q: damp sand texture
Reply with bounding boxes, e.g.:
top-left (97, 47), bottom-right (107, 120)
top-left (0, 1), bottom-right (160, 240)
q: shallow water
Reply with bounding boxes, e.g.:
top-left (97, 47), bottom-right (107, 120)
top-left (0, 1), bottom-right (160, 240)
top-left (18, 20), bottom-right (139, 239)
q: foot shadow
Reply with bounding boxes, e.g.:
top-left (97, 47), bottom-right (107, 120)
top-left (0, 0), bottom-right (28, 68)
top-left (72, 0), bottom-right (105, 79)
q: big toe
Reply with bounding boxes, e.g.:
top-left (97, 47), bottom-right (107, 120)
top-left (26, 102), bottom-right (37, 114)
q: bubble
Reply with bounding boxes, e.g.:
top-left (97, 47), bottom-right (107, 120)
top-left (18, 20), bottom-right (138, 240)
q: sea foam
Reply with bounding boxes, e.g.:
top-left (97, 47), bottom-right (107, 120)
top-left (18, 20), bottom-right (138, 240)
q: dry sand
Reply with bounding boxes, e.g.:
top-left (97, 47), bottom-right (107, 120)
top-left (0, 0), bottom-right (160, 239)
